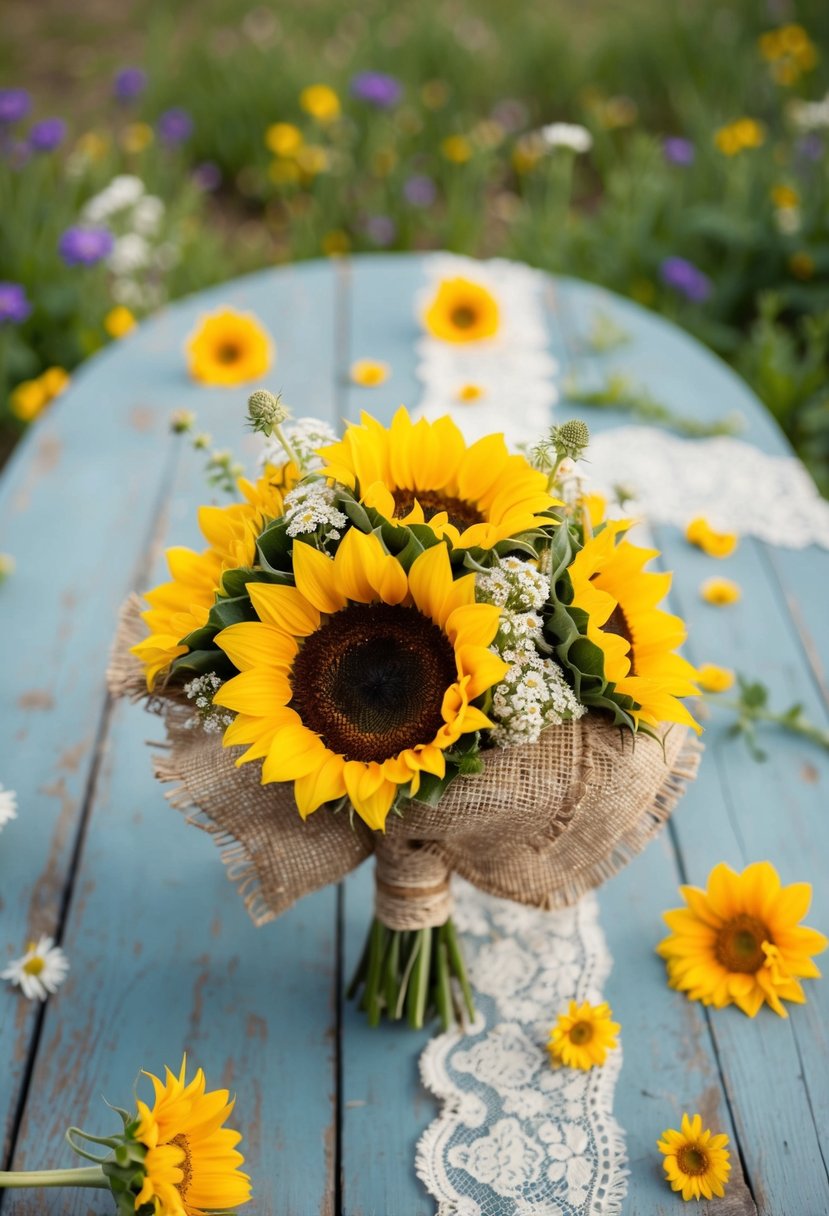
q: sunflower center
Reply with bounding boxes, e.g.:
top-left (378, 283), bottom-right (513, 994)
top-left (289, 604), bottom-right (457, 763)
top-left (568, 1020), bottom-right (594, 1046)
top-left (215, 341), bottom-right (242, 364)
top-left (676, 1144), bottom-right (709, 1177)
top-left (170, 1133), bottom-right (193, 1199)
top-left (715, 915), bottom-right (771, 973)
top-left (22, 957), bottom-right (45, 976)
top-left (392, 488), bottom-right (483, 533)
top-left (450, 304), bottom-right (478, 330)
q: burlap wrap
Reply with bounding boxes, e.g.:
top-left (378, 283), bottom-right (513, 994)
top-left (110, 595), bottom-right (701, 929)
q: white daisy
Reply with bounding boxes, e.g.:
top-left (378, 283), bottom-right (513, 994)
top-left (0, 785), bottom-right (17, 831)
top-left (1, 936), bottom-right (69, 1001)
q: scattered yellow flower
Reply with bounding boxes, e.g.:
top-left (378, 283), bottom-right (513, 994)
top-left (269, 158), bottom-right (301, 186)
top-left (685, 517), bottom-right (738, 558)
top-left (104, 305), bottom-right (137, 339)
top-left (74, 131), bottom-right (109, 162)
top-left (10, 367), bottom-right (70, 422)
top-left (771, 184), bottom-right (800, 210)
top-left (423, 277), bottom-right (500, 343)
top-left (512, 133), bottom-right (545, 175)
top-left (350, 358), bottom-right (390, 388)
top-left (120, 121), bottom-right (154, 154)
top-left (758, 24), bottom-right (818, 85)
top-left (657, 860), bottom-right (828, 1017)
top-left (321, 229), bottom-right (350, 256)
top-left (696, 664), bottom-right (735, 693)
top-left (441, 135), bottom-right (473, 164)
top-left (0, 553), bottom-right (15, 584)
top-left (296, 144), bottom-right (330, 177)
top-left (134, 1056), bottom-right (251, 1214)
top-left (714, 118), bottom-right (765, 156)
top-left (658, 1113), bottom-right (731, 1202)
top-left (548, 1000), bottom-right (620, 1070)
top-left (299, 84), bottom-right (340, 123)
top-left (700, 577), bottom-right (741, 605)
top-left (596, 94), bottom-right (638, 129)
top-left (456, 382), bottom-right (485, 403)
top-left (186, 309), bottom-right (274, 387)
top-left (789, 251), bottom-right (815, 280)
top-left (265, 121), bottom-right (303, 157)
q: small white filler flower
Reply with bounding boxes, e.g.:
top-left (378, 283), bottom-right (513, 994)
top-left (1, 936), bottom-right (70, 1001)
top-left (0, 785), bottom-right (17, 831)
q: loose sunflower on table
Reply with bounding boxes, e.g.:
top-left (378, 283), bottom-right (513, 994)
top-left (111, 399), bottom-right (703, 1031)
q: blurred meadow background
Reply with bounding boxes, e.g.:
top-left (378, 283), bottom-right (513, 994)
top-left (1, 0), bottom-right (827, 484)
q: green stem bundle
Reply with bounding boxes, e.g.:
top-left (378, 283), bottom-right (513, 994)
top-left (0, 1166), bottom-right (108, 1190)
top-left (348, 918), bottom-right (476, 1031)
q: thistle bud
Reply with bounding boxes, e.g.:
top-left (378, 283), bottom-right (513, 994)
top-left (552, 419), bottom-right (590, 461)
top-left (247, 388), bottom-right (288, 435)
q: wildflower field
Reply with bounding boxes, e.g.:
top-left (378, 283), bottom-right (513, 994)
top-left (1, 0), bottom-right (828, 486)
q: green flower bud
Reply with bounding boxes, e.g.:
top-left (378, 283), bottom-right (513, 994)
top-left (169, 409), bottom-right (196, 434)
top-left (247, 389), bottom-right (289, 435)
top-left (552, 419), bottom-right (590, 460)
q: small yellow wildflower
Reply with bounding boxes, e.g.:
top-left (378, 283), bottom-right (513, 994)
top-left (120, 122), bottom-right (154, 154)
top-left (696, 664), bottom-right (735, 693)
top-left (512, 134), bottom-right (545, 175)
top-left (771, 184), bottom-right (800, 210)
top-left (0, 553), bottom-right (15, 584)
top-left (758, 24), bottom-right (818, 85)
top-left (299, 84), bottom-right (340, 123)
top-left (296, 144), bottom-right (329, 177)
top-left (423, 278), bottom-right (500, 344)
top-left (685, 517), bottom-right (738, 558)
top-left (40, 367), bottom-right (70, 399)
top-left (596, 95), bottom-right (638, 129)
top-left (10, 367), bottom-right (70, 423)
top-left (269, 159), bottom-right (301, 186)
top-left (74, 131), bottom-right (109, 162)
top-left (714, 118), bottom-right (765, 156)
top-left (104, 306), bottom-right (137, 339)
top-left (321, 229), bottom-right (350, 256)
top-left (789, 252), bottom-right (815, 281)
top-left (701, 577), bottom-right (741, 606)
top-left (548, 1001), bottom-right (620, 1071)
top-left (421, 79), bottom-right (450, 110)
top-left (265, 122), bottom-right (303, 157)
top-left (658, 1113), bottom-right (731, 1202)
top-left (186, 309), bottom-right (273, 387)
top-left (456, 383), bottom-right (485, 403)
top-left (441, 135), bottom-right (473, 164)
top-left (350, 359), bottom-right (390, 388)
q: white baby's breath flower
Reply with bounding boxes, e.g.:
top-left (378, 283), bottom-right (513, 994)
top-left (0, 785), bottom-right (18, 831)
top-left (284, 480), bottom-right (348, 541)
top-left (110, 233), bottom-right (151, 274)
top-left (540, 122), bottom-right (593, 153)
top-left (260, 417), bottom-right (338, 473)
top-left (183, 673), bottom-right (235, 734)
top-left (2, 936), bottom-right (69, 1001)
top-left (133, 195), bottom-right (165, 235)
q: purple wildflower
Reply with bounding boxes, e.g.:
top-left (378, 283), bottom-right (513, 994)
top-left (403, 174), bottom-right (437, 207)
top-left (364, 214), bottom-right (397, 246)
top-left (0, 89), bottom-right (31, 126)
top-left (114, 67), bottom-right (147, 101)
top-left (663, 136), bottom-right (695, 166)
top-left (660, 256), bottom-right (712, 303)
top-left (795, 133), bottom-right (823, 162)
top-left (28, 117), bottom-right (67, 153)
top-left (192, 161), bottom-right (222, 191)
top-left (58, 227), bottom-right (114, 267)
top-left (0, 282), bottom-right (32, 325)
top-left (157, 108), bottom-right (194, 144)
top-left (350, 71), bottom-right (402, 109)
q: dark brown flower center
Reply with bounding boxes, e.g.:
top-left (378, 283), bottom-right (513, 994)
top-left (289, 604), bottom-right (457, 763)
top-left (677, 1144), bottom-right (709, 1177)
top-left (170, 1134), bottom-right (192, 1198)
top-left (715, 914), bottom-right (770, 974)
top-left (450, 304), bottom-right (478, 329)
top-left (568, 1020), bottom-right (594, 1046)
top-left (392, 488), bottom-right (483, 533)
top-left (602, 600), bottom-right (636, 676)
top-left (215, 341), bottom-right (242, 364)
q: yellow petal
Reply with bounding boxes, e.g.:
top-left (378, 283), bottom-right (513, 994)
top-left (213, 668), bottom-right (292, 714)
top-left (292, 541), bottom-right (347, 615)
top-left (215, 621), bottom-right (298, 671)
top-left (248, 582), bottom-right (321, 635)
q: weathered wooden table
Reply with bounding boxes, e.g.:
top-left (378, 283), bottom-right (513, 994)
top-left (1, 254), bottom-right (827, 1216)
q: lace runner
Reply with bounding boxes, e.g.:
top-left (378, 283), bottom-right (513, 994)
top-left (417, 881), bottom-right (627, 1216)
top-left (588, 427), bottom-right (829, 550)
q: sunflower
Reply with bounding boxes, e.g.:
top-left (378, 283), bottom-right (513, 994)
top-left (657, 860), bottom-right (827, 1017)
top-left (186, 310), bottom-right (273, 387)
top-left (566, 519), bottom-right (700, 733)
top-left (134, 1056), bottom-right (250, 1216)
top-left (658, 1113), bottom-right (731, 1202)
top-left (213, 530), bottom-right (506, 830)
top-left (133, 465), bottom-right (294, 689)
top-left (318, 407), bottom-right (558, 551)
top-left (422, 277), bottom-right (500, 343)
top-left (548, 1000), bottom-right (620, 1070)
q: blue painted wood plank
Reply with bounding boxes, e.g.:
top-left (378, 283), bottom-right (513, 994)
top-left (553, 278), bottom-right (829, 1213)
top-left (0, 260), bottom-right (342, 1212)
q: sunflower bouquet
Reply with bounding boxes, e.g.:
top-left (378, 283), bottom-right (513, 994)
top-left (111, 398), bottom-right (701, 1030)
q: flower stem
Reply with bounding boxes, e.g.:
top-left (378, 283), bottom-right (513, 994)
top-left (0, 1166), bottom-right (108, 1189)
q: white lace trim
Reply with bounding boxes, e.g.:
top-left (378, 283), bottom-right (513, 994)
top-left (586, 426), bottom-right (829, 549)
top-left (417, 881), bottom-right (627, 1216)
top-left (413, 254), bottom-right (559, 446)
